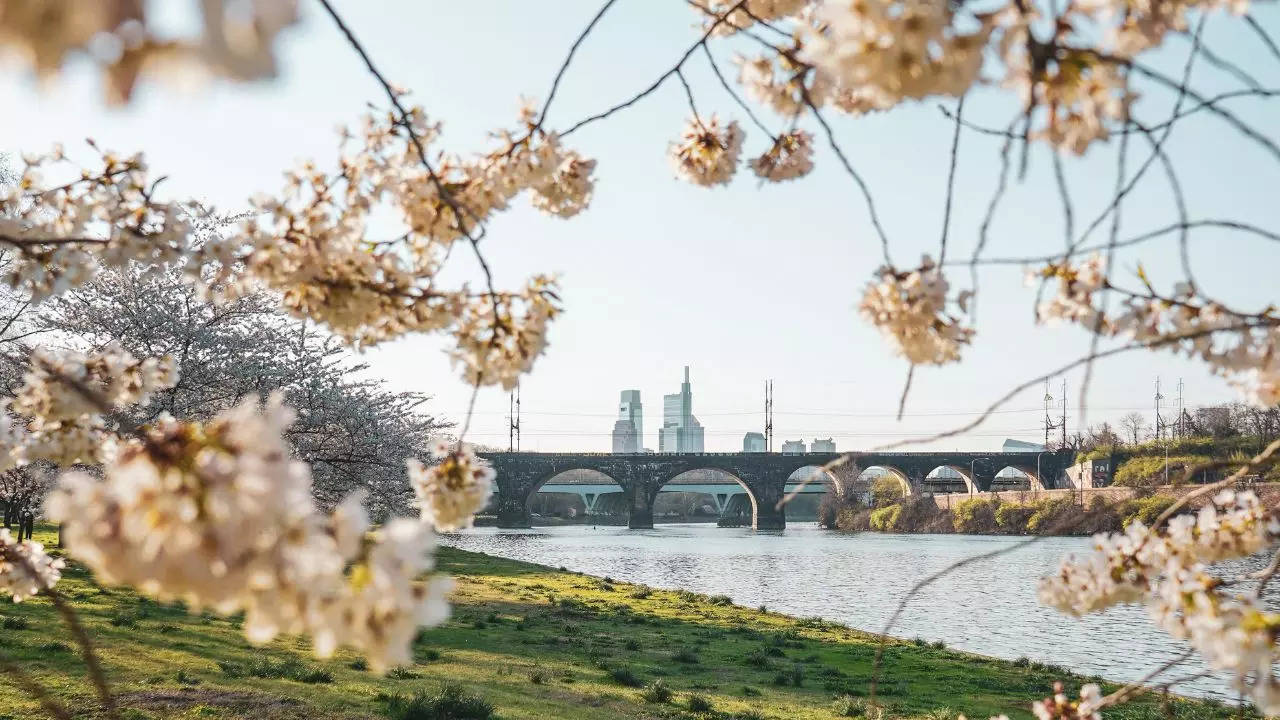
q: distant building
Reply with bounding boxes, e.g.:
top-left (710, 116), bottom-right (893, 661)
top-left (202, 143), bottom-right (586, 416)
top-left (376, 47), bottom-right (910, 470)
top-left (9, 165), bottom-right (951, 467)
top-left (811, 438), bottom-right (836, 452)
top-left (781, 439), bottom-right (806, 454)
top-left (658, 366), bottom-right (705, 453)
top-left (1002, 438), bottom-right (1045, 452)
top-left (743, 432), bottom-right (766, 452)
top-left (611, 390), bottom-right (643, 453)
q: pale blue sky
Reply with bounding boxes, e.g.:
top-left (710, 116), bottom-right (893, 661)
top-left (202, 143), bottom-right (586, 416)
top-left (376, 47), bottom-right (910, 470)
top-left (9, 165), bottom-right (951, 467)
top-left (3, 1), bottom-right (1277, 451)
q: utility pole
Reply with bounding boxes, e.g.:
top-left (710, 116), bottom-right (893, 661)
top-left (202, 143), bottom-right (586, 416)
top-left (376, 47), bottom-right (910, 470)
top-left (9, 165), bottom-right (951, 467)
top-left (1060, 378), bottom-right (1067, 448)
top-left (764, 380), bottom-right (774, 453)
top-left (508, 389), bottom-right (514, 451)
top-left (1043, 380), bottom-right (1053, 448)
top-left (515, 381), bottom-right (521, 451)
top-left (1176, 378), bottom-right (1185, 439)
top-left (1154, 377), bottom-right (1166, 441)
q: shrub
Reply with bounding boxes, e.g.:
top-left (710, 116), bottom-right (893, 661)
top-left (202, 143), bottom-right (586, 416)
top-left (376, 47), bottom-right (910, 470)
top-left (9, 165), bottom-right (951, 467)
top-left (833, 695), bottom-right (867, 717)
top-left (869, 504), bottom-right (901, 531)
top-left (624, 639), bottom-right (640, 651)
top-left (1122, 494), bottom-right (1177, 527)
top-left (773, 665), bottom-right (803, 687)
top-left (350, 658), bottom-right (369, 671)
top-left (639, 679), bottom-right (672, 703)
top-left (1114, 455), bottom-right (1211, 486)
top-left (1, 616), bottom-right (29, 630)
top-left (686, 693), bottom-right (713, 712)
top-left (672, 647), bottom-right (700, 664)
top-left (37, 642), bottom-right (70, 653)
top-left (387, 667), bottom-right (421, 680)
top-left (1026, 497), bottom-right (1079, 534)
top-left (707, 594), bottom-right (732, 606)
top-left (108, 610), bottom-right (138, 628)
top-left (239, 657), bottom-right (332, 683)
top-left (379, 685), bottom-right (494, 720)
top-left (994, 503), bottom-right (1035, 533)
top-left (743, 648), bottom-right (774, 669)
top-left (741, 685), bottom-right (762, 696)
top-left (527, 669), bottom-right (546, 684)
top-left (629, 586), bottom-right (652, 599)
top-left (952, 496), bottom-right (998, 533)
top-left (419, 648), bottom-right (442, 662)
top-left (608, 666), bottom-right (642, 687)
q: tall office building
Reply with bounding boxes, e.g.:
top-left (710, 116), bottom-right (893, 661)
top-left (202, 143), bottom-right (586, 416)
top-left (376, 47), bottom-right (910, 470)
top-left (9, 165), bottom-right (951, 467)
top-left (658, 366), bottom-right (705, 453)
top-left (811, 438), bottom-right (836, 452)
top-left (611, 390), bottom-right (643, 453)
top-left (743, 432), bottom-right (766, 452)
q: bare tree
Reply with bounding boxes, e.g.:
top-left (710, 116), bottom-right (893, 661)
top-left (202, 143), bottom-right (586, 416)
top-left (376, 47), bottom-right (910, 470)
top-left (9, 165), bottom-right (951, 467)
top-left (1119, 412), bottom-right (1148, 445)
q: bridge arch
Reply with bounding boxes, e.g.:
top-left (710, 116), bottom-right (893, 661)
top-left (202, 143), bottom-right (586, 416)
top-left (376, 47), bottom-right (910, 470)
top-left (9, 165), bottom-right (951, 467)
top-left (858, 466), bottom-right (914, 498)
top-left (925, 465), bottom-right (977, 495)
top-left (527, 468), bottom-right (624, 522)
top-left (651, 468), bottom-right (760, 528)
top-left (993, 465), bottom-right (1044, 492)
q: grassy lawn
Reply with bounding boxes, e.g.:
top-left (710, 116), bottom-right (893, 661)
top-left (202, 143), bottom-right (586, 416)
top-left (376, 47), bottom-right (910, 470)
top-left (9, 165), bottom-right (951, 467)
top-left (0, 526), bottom-right (1247, 720)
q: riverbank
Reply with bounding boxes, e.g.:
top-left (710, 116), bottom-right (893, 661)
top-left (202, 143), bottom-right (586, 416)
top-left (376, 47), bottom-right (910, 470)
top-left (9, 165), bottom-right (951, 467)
top-left (828, 484), bottom-right (1280, 536)
top-left (0, 529), bottom-right (1248, 720)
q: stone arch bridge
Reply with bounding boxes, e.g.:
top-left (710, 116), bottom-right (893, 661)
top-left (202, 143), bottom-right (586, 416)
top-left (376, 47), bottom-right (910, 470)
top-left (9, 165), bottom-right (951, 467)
top-left (479, 450), bottom-right (1075, 530)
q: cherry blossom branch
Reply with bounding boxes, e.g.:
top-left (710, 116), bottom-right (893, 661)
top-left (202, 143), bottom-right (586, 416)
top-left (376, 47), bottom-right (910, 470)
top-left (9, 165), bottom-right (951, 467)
top-left (700, 44), bottom-right (778, 142)
top-left (1095, 650), bottom-right (1195, 709)
top-left (937, 96), bottom-right (965, 267)
top-left (559, 0), bottom-right (749, 138)
top-left (312, 0), bottom-right (497, 301)
top-left (534, 0), bottom-right (623, 130)
top-left (957, 219), bottom-right (1280, 266)
top-left (1244, 14), bottom-right (1280, 64)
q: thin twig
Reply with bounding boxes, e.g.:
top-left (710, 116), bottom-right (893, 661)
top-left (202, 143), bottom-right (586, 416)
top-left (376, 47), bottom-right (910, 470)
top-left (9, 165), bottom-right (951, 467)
top-left (535, 0), bottom-right (623, 129)
top-left (938, 96), bottom-right (965, 266)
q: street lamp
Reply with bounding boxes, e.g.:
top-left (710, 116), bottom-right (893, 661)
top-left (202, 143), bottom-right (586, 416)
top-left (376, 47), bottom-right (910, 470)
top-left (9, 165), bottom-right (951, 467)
top-left (969, 457), bottom-right (992, 494)
top-left (1035, 451), bottom-right (1047, 497)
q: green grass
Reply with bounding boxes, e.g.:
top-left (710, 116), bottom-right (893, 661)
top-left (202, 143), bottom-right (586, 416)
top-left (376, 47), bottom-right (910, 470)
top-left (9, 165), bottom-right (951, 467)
top-left (0, 526), bottom-right (1253, 720)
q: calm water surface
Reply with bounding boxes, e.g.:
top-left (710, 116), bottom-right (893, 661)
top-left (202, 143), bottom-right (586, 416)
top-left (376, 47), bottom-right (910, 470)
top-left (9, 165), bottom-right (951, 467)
top-left (442, 522), bottom-right (1253, 702)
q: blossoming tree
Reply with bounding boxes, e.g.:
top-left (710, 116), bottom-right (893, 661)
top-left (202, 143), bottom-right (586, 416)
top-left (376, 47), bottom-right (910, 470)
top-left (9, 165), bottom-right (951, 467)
top-left (0, 0), bottom-right (1277, 718)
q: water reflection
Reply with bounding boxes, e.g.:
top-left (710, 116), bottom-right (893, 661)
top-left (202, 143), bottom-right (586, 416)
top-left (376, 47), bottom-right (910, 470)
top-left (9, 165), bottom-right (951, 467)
top-left (441, 522), bottom-right (1251, 702)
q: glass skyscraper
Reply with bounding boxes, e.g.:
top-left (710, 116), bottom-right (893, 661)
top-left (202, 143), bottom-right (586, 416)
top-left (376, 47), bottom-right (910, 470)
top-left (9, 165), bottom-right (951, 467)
top-left (611, 390), bottom-right (643, 453)
top-left (658, 366), bottom-right (704, 453)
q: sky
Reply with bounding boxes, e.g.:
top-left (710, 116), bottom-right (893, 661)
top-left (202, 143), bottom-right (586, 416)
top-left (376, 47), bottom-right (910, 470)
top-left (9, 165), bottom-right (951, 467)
top-left (2, 1), bottom-right (1278, 452)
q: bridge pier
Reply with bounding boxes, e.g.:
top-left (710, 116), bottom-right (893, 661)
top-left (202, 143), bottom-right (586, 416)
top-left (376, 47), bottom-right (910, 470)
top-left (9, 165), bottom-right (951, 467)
top-left (627, 486), bottom-right (654, 529)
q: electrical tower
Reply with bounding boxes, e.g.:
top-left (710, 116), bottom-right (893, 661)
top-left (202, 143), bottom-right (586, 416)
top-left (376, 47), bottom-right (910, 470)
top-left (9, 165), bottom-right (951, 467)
top-left (508, 382), bottom-right (521, 451)
top-left (1043, 379), bottom-right (1068, 448)
top-left (764, 380), bottom-right (774, 453)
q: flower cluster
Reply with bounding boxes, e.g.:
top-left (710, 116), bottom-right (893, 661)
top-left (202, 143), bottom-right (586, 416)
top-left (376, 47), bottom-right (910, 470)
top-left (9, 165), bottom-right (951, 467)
top-left (669, 116), bottom-right (745, 187)
top-left (448, 277), bottom-right (561, 391)
top-left (408, 440), bottom-right (495, 532)
top-left (1001, 34), bottom-right (1134, 154)
top-left (1036, 254), bottom-right (1280, 405)
top-left (751, 131), bottom-right (815, 182)
top-left (207, 102), bottom-right (583, 376)
top-left (1039, 490), bottom-right (1280, 710)
top-left (11, 345), bottom-right (177, 466)
top-left (0, 528), bottom-right (64, 602)
top-left (1031, 682), bottom-right (1103, 720)
top-left (802, 0), bottom-right (994, 107)
top-left (691, 0), bottom-right (812, 37)
top-left (0, 0), bottom-right (299, 104)
top-left (0, 146), bottom-right (194, 301)
top-left (45, 394), bottom-right (452, 672)
top-left (858, 256), bottom-right (974, 366)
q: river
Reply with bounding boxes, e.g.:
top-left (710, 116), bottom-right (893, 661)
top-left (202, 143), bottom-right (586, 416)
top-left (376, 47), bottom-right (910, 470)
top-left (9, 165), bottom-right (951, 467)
top-left (441, 522), bottom-right (1258, 703)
